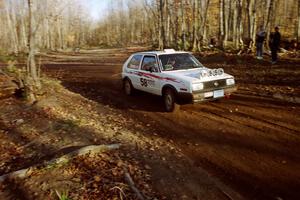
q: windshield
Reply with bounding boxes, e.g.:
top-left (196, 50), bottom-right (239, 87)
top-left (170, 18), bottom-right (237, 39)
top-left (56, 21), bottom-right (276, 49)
top-left (159, 53), bottom-right (204, 71)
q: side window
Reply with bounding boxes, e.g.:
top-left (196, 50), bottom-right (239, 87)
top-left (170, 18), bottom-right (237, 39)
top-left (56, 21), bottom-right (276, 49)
top-left (141, 56), bottom-right (158, 72)
top-left (127, 55), bottom-right (142, 69)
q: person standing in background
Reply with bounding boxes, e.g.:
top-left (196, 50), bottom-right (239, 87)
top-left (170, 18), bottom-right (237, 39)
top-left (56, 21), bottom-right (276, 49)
top-left (256, 26), bottom-right (266, 60)
top-left (269, 26), bottom-right (281, 64)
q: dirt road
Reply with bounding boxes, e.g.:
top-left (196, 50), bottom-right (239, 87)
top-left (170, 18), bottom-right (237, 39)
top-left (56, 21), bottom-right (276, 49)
top-left (43, 48), bottom-right (300, 199)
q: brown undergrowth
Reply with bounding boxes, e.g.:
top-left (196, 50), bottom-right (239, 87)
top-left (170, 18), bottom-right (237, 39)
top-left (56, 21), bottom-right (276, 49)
top-left (0, 78), bottom-right (168, 200)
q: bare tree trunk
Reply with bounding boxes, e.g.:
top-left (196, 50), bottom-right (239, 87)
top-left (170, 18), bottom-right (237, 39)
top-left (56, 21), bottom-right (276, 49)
top-left (219, 0), bottom-right (229, 49)
top-left (20, 0), bottom-right (28, 51)
top-left (44, 18), bottom-right (50, 49)
top-left (5, 2), bottom-right (18, 54)
top-left (168, 1), bottom-right (174, 45)
top-left (165, 0), bottom-right (170, 47)
top-left (227, 1), bottom-right (233, 39)
top-left (56, 17), bottom-right (64, 49)
top-left (270, 0), bottom-right (277, 32)
top-left (264, 0), bottom-right (274, 31)
top-left (236, 0), bottom-right (243, 49)
top-left (264, 0), bottom-right (274, 50)
top-left (26, 0), bottom-right (41, 102)
top-left (181, 0), bottom-right (186, 50)
top-left (174, 3), bottom-right (180, 47)
top-left (298, 0), bottom-right (300, 43)
top-left (219, 0), bottom-right (224, 48)
top-left (201, 0), bottom-right (210, 46)
top-left (224, 0), bottom-right (229, 48)
top-left (43, 0), bottom-right (50, 49)
top-left (247, 0), bottom-right (257, 50)
top-left (158, 0), bottom-right (166, 49)
top-left (233, 1), bottom-right (238, 47)
top-left (247, 0), bottom-right (252, 39)
top-left (192, 0), bottom-right (198, 51)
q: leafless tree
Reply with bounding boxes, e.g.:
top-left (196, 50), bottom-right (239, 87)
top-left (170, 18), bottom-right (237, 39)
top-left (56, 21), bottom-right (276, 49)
top-left (297, 0), bottom-right (300, 42)
top-left (0, 0), bottom-right (299, 55)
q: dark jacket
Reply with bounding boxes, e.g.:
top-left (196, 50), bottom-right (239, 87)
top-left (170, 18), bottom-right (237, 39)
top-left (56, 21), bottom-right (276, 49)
top-left (269, 31), bottom-right (281, 49)
top-left (256, 31), bottom-right (265, 43)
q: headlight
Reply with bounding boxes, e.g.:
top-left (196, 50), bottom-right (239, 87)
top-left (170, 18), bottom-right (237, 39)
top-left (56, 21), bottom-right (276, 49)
top-left (226, 78), bottom-right (235, 85)
top-left (192, 83), bottom-right (204, 91)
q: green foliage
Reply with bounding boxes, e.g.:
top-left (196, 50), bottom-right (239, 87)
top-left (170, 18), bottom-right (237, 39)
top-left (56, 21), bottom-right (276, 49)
top-left (45, 162), bottom-right (58, 170)
top-left (0, 51), bottom-right (16, 63)
top-left (2, 58), bottom-right (26, 78)
top-left (55, 190), bottom-right (71, 200)
top-left (0, 49), bottom-right (27, 62)
top-left (3, 60), bottom-right (26, 82)
top-left (53, 120), bottom-right (78, 132)
top-left (45, 158), bottom-right (69, 170)
top-left (41, 78), bottom-right (62, 88)
top-left (1, 59), bottom-right (27, 99)
top-left (177, 39), bottom-right (191, 51)
top-left (5, 60), bottom-right (18, 73)
top-left (177, 39), bottom-right (184, 50)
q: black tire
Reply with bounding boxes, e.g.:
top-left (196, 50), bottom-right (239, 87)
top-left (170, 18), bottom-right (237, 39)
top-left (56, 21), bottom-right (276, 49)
top-left (163, 88), bottom-right (178, 112)
top-left (123, 78), bottom-right (134, 96)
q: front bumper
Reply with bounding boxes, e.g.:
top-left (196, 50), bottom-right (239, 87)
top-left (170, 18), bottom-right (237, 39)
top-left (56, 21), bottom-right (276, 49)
top-left (177, 86), bottom-right (237, 103)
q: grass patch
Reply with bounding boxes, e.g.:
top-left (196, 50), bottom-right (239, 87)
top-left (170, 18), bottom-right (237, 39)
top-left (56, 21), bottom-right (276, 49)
top-left (55, 190), bottom-right (71, 200)
top-left (0, 54), bottom-right (16, 63)
top-left (0, 49), bottom-right (27, 63)
top-left (53, 120), bottom-right (78, 132)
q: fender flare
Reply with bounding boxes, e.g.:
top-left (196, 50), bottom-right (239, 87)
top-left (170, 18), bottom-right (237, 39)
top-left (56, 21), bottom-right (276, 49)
top-left (162, 84), bottom-right (178, 97)
top-left (123, 76), bottom-right (132, 83)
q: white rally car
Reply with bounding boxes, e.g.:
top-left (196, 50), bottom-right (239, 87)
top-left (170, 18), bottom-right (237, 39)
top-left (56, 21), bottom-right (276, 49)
top-left (122, 49), bottom-right (237, 112)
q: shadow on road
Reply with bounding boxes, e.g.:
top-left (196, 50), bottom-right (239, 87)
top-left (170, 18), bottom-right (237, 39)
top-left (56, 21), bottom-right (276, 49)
top-left (62, 80), bottom-right (166, 113)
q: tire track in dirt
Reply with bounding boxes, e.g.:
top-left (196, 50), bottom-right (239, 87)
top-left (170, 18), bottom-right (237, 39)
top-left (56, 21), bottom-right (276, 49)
top-left (192, 101), bottom-right (299, 135)
top-left (208, 94), bottom-right (300, 132)
top-left (211, 103), bottom-right (300, 133)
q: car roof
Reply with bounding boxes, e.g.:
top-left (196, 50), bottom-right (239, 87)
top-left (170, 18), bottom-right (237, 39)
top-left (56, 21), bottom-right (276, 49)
top-left (133, 50), bottom-right (190, 56)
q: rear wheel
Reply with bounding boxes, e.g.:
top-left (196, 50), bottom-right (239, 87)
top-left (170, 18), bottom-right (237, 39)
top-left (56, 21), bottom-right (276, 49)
top-left (163, 88), bottom-right (178, 112)
top-left (123, 78), bottom-right (134, 96)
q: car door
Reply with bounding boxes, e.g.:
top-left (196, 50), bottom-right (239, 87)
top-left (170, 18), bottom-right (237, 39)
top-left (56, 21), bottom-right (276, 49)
top-left (139, 55), bottom-right (161, 94)
top-left (125, 54), bottom-right (143, 89)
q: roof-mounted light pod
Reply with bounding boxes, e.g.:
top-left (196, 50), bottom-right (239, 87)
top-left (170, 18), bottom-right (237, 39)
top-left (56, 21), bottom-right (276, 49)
top-left (164, 49), bottom-right (176, 53)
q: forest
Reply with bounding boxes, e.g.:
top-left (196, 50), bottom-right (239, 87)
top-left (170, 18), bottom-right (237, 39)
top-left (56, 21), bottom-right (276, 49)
top-left (1, 0), bottom-right (300, 53)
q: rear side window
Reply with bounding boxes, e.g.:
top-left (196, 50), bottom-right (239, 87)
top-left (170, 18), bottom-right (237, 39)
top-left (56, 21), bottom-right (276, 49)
top-left (127, 55), bottom-right (142, 69)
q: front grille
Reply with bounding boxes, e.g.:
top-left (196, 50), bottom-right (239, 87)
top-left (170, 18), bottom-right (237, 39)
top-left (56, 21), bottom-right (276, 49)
top-left (203, 79), bottom-right (227, 90)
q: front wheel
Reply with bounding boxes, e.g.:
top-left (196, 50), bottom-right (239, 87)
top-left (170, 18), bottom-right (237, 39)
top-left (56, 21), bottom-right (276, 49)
top-left (163, 88), bottom-right (179, 112)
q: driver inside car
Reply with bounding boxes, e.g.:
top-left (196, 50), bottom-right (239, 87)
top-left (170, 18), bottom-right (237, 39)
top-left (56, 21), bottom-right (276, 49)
top-left (164, 58), bottom-right (176, 70)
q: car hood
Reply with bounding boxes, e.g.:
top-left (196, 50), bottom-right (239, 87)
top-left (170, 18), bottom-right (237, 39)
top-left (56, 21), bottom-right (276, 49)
top-left (162, 68), bottom-right (234, 83)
